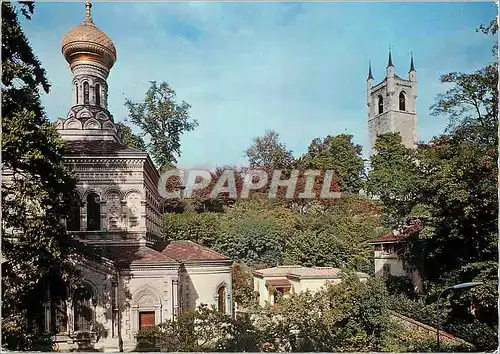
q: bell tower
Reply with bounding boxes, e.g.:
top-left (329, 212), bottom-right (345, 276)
top-left (367, 51), bottom-right (417, 156)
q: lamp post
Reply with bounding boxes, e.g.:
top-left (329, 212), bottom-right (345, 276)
top-left (436, 282), bottom-right (483, 350)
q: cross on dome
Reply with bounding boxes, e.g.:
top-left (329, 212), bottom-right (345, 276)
top-left (84, 0), bottom-right (93, 24)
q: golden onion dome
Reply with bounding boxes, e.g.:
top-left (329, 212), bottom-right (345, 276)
top-left (61, 1), bottom-right (116, 70)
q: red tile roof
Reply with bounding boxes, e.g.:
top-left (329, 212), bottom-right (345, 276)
top-left (368, 232), bottom-right (409, 243)
top-left (368, 221), bottom-right (423, 244)
top-left (161, 241), bottom-right (229, 261)
top-left (287, 267), bottom-right (343, 278)
top-left (89, 244), bottom-right (177, 266)
top-left (253, 266), bottom-right (305, 277)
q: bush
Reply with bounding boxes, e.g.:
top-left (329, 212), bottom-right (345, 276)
top-left (135, 326), bottom-right (160, 352)
top-left (384, 275), bottom-right (415, 297)
top-left (387, 293), bottom-right (498, 351)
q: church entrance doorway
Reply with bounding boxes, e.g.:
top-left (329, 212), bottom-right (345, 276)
top-left (139, 311), bottom-right (155, 329)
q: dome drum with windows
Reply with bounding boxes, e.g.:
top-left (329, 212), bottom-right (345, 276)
top-left (61, 0), bottom-right (116, 71)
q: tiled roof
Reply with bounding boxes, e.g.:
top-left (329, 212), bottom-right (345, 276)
top-left (287, 267), bottom-right (343, 278)
top-left (368, 233), bottom-right (408, 243)
top-left (368, 221), bottom-right (422, 244)
top-left (160, 241), bottom-right (229, 261)
top-left (253, 266), bottom-right (369, 280)
top-left (253, 265), bottom-right (305, 277)
top-left (88, 244), bottom-right (177, 266)
top-left (63, 140), bottom-right (144, 156)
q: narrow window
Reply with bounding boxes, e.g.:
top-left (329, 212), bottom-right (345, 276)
top-left (74, 286), bottom-right (94, 332)
top-left (399, 91), bottom-right (406, 111)
top-left (67, 200), bottom-right (81, 231)
top-left (75, 83), bottom-right (79, 104)
top-left (383, 264), bottom-right (391, 277)
top-left (83, 82), bottom-right (89, 104)
top-left (51, 298), bottom-right (68, 334)
top-left (95, 84), bottom-right (101, 106)
top-left (378, 95), bottom-right (383, 114)
top-left (86, 193), bottom-right (101, 231)
top-left (217, 286), bottom-right (226, 313)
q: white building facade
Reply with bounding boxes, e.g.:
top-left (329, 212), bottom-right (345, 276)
top-left (253, 266), bottom-right (369, 307)
top-left (368, 221), bottom-right (424, 295)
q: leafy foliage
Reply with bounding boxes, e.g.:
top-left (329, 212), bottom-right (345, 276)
top-left (163, 211), bottom-right (220, 248)
top-left (232, 263), bottom-right (258, 309)
top-left (117, 122), bottom-right (146, 150)
top-left (255, 275), bottom-right (392, 352)
top-left (388, 292), bottom-right (497, 351)
top-left (136, 304), bottom-right (259, 352)
top-left (1, 2), bottom-right (80, 349)
top-left (283, 201), bottom-right (379, 274)
top-left (367, 21), bottom-right (498, 350)
top-left (365, 132), bottom-right (425, 227)
top-left (139, 277), bottom-right (459, 352)
top-left (245, 130), bottom-right (295, 169)
top-left (297, 134), bottom-right (365, 193)
top-left (213, 197), bottom-right (300, 266)
top-left (125, 81), bottom-right (198, 169)
top-left (216, 218), bottom-right (284, 267)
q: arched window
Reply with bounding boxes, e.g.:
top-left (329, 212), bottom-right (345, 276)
top-left (95, 84), bottom-right (101, 106)
top-left (74, 285), bottom-right (94, 332)
top-left (217, 286), bottom-right (226, 313)
top-left (75, 83), bottom-right (79, 104)
top-left (83, 82), bottom-right (89, 104)
top-left (86, 193), bottom-right (101, 231)
top-left (399, 91), bottom-right (406, 111)
top-left (378, 95), bottom-right (384, 114)
top-left (67, 200), bottom-right (81, 231)
top-left (51, 296), bottom-right (68, 334)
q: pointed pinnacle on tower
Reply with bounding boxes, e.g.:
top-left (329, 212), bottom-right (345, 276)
top-left (387, 47), bottom-right (394, 68)
top-left (84, 0), bottom-right (93, 24)
top-left (409, 52), bottom-right (416, 72)
top-left (367, 60), bottom-right (374, 81)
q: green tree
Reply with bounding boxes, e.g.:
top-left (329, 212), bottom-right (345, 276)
top-left (117, 122), bottom-right (146, 150)
top-left (216, 218), bottom-right (284, 267)
top-left (136, 304), bottom-right (260, 352)
top-left (416, 19), bottom-right (498, 280)
top-left (298, 134), bottom-right (365, 193)
top-left (223, 196), bottom-right (299, 239)
top-left (365, 132), bottom-right (425, 227)
top-left (136, 304), bottom-right (230, 352)
top-left (245, 130), bottom-right (295, 169)
top-left (125, 81), bottom-right (198, 169)
top-left (283, 197), bottom-right (380, 274)
top-left (162, 211), bottom-right (221, 248)
top-left (256, 274), bottom-right (392, 351)
top-left (370, 20), bottom-right (498, 351)
top-left (2, 2), bottom-right (79, 349)
top-left (232, 263), bottom-right (258, 309)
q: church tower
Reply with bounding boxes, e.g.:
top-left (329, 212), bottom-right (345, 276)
top-left (367, 51), bottom-right (417, 155)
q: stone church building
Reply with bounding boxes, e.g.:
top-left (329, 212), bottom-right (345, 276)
top-left (48, 2), bottom-right (233, 351)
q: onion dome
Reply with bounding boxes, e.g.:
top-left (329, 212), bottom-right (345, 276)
top-left (61, 0), bottom-right (116, 71)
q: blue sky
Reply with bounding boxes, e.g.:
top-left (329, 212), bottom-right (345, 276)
top-left (21, 1), bottom-right (497, 167)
